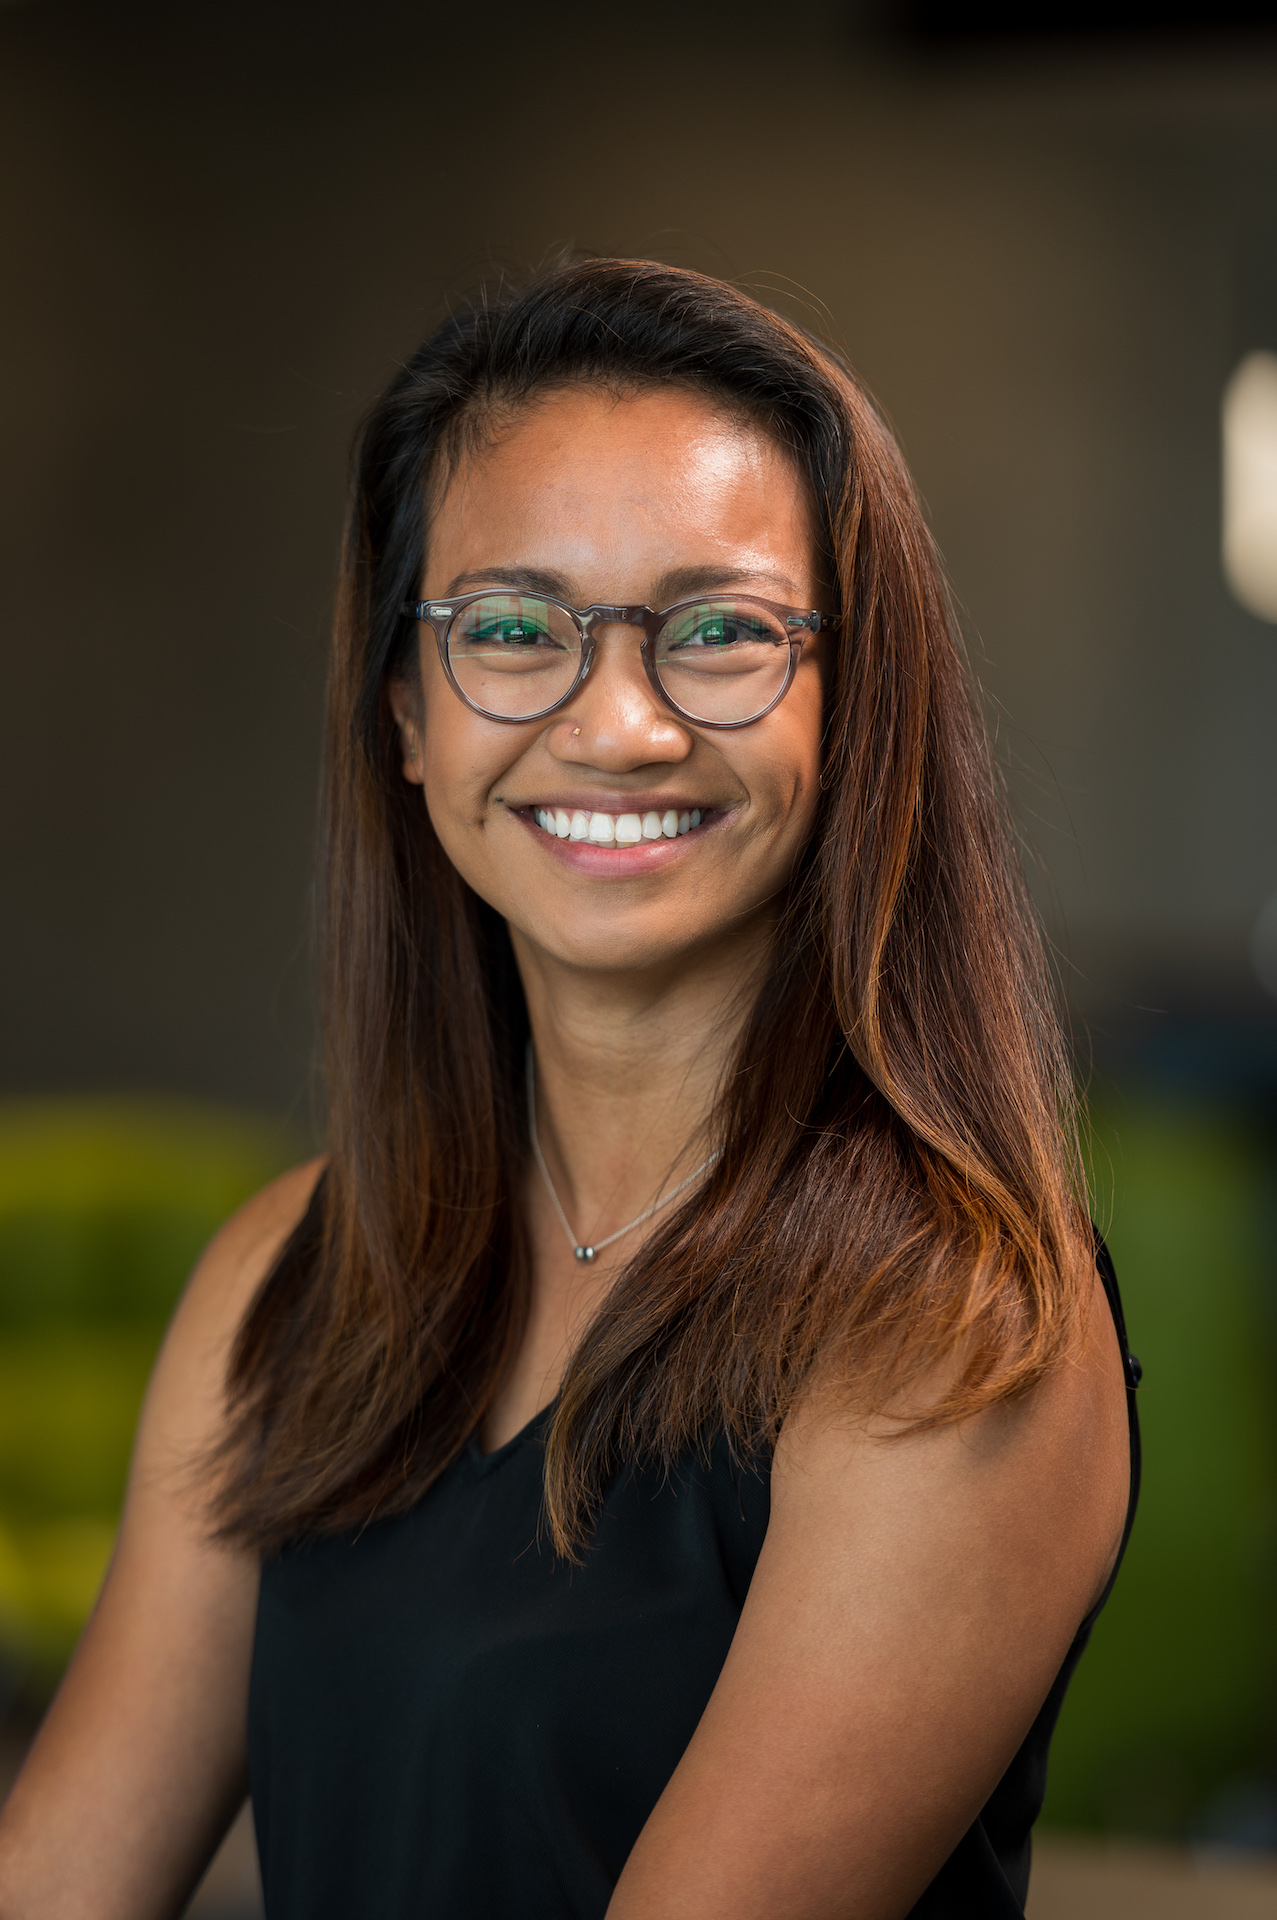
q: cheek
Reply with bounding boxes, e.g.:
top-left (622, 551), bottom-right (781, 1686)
top-left (750, 671), bottom-right (824, 831)
top-left (790, 658), bottom-right (826, 811)
top-left (418, 726), bottom-right (502, 916)
top-left (421, 717), bottom-right (491, 850)
top-left (418, 672), bottom-right (528, 882)
top-left (418, 679), bottom-right (490, 866)
top-left (420, 648), bottom-right (487, 813)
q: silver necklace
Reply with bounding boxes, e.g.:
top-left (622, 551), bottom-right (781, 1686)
top-left (526, 1046), bottom-right (721, 1263)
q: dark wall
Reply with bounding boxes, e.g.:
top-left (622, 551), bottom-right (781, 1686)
top-left (3, 0), bottom-right (1277, 1117)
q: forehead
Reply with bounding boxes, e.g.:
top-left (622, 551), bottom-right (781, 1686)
top-left (427, 385), bottom-right (817, 580)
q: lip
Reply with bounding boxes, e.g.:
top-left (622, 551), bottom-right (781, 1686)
top-left (509, 801), bottom-right (728, 874)
top-left (506, 790), bottom-right (721, 816)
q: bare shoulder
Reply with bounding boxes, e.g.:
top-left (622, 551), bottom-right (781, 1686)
top-left (606, 1263), bottom-right (1131, 1919)
top-left (176, 1155), bottom-right (327, 1341)
top-left (134, 1156), bottom-right (327, 1496)
top-left (771, 1259), bottom-right (1131, 1616)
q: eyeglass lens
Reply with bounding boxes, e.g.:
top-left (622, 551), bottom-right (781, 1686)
top-left (445, 594), bottom-right (793, 725)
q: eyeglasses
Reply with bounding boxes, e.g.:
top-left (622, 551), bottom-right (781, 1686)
top-left (400, 590), bottom-right (840, 729)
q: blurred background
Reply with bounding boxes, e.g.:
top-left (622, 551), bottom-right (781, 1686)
top-left (1, 0), bottom-right (1275, 1913)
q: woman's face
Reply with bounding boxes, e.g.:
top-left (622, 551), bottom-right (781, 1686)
top-left (392, 384), bottom-right (827, 980)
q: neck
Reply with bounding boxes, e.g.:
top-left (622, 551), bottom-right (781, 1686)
top-left (513, 919), bottom-right (770, 1247)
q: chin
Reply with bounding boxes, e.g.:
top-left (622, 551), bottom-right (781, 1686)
top-left (521, 917), bottom-right (717, 976)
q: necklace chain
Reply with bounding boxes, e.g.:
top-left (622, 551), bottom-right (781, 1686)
top-left (526, 1046), bottom-right (721, 1263)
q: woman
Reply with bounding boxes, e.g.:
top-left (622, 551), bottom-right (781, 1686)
top-left (0, 258), bottom-right (1139, 1919)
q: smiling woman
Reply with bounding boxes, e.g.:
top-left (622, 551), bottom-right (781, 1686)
top-left (0, 260), bottom-right (1139, 1920)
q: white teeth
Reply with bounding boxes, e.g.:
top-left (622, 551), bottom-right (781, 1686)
top-left (534, 806), bottom-right (707, 843)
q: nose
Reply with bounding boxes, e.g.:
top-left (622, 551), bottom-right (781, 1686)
top-left (546, 621), bottom-right (691, 770)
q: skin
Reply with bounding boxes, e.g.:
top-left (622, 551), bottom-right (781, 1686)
top-left (393, 384), bottom-right (829, 1441)
top-left (0, 387), bottom-right (1131, 1920)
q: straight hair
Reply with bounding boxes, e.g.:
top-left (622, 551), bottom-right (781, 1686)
top-left (215, 257), bottom-right (1091, 1556)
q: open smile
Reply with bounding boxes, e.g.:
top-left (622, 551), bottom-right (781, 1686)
top-left (530, 805), bottom-right (706, 846)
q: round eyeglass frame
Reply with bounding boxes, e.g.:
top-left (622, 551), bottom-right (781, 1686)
top-left (400, 590), bottom-right (841, 730)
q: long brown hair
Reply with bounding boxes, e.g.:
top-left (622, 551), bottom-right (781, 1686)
top-left (216, 258), bottom-right (1090, 1556)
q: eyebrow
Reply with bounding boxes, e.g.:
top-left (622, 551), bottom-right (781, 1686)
top-left (442, 562), bottom-right (807, 606)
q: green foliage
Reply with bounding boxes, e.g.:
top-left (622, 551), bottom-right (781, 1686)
top-left (0, 1099), bottom-right (299, 1330)
top-left (0, 1099), bottom-right (299, 1673)
top-left (1042, 1095), bottom-right (1277, 1838)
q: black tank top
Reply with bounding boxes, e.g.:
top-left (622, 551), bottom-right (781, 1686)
top-left (249, 1241), bottom-right (1140, 1918)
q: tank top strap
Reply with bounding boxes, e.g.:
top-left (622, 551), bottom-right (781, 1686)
top-left (1085, 1228), bottom-right (1142, 1625)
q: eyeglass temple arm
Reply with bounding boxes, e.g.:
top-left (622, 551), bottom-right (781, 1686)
top-left (788, 612), bottom-right (840, 632)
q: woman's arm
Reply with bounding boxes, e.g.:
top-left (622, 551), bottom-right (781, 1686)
top-left (0, 1160), bottom-right (324, 1920)
top-left (608, 1264), bottom-right (1131, 1920)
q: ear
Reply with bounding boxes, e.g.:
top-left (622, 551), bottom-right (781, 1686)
top-left (387, 675), bottom-right (425, 787)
